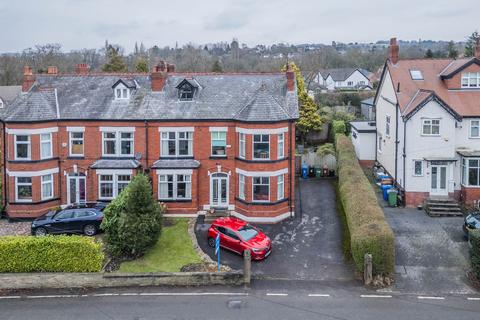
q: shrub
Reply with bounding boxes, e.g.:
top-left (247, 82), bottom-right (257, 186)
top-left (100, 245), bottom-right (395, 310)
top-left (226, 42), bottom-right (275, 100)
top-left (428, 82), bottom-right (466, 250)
top-left (332, 120), bottom-right (346, 135)
top-left (0, 235), bottom-right (103, 272)
top-left (470, 229), bottom-right (480, 279)
top-left (101, 174), bottom-right (164, 259)
top-left (335, 133), bottom-right (395, 275)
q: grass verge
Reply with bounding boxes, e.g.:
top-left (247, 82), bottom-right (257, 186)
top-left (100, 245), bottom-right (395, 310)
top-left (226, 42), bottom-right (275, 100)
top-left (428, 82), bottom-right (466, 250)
top-left (118, 219), bottom-right (203, 273)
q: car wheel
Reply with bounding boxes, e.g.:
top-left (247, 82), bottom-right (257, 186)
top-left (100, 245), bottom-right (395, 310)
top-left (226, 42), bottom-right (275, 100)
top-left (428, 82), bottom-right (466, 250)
top-left (34, 227), bottom-right (48, 236)
top-left (208, 237), bottom-right (215, 248)
top-left (83, 224), bottom-right (97, 236)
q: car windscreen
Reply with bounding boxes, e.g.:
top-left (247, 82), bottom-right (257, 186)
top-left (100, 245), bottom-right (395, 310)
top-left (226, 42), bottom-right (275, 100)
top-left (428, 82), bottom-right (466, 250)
top-left (466, 214), bottom-right (480, 227)
top-left (237, 225), bottom-right (258, 241)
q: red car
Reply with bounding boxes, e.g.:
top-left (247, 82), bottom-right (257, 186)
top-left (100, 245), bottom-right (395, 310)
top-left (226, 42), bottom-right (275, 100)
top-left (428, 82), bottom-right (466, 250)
top-left (207, 217), bottom-right (272, 260)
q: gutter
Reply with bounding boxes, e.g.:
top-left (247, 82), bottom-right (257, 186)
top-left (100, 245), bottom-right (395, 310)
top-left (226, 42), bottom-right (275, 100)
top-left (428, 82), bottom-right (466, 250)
top-left (403, 116), bottom-right (407, 200)
top-left (395, 103), bottom-right (399, 183)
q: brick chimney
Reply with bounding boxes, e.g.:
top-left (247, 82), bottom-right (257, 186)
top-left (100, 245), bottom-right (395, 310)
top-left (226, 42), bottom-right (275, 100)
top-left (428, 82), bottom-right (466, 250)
top-left (75, 63), bottom-right (90, 75)
top-left (151, 61), bottom-right (168, 91)
top-left (388, 37), bottom-right (399, 64)
top-left (22, 66), bottom-right (35, 92)
top-left (475, 38), bottom-right (480, 59)
top-left (286, 63), bottom-right (295, 91)
top-left (167, 63), bottom-right (175, 73)
top-left (47, 66), bottom-right (58, 75)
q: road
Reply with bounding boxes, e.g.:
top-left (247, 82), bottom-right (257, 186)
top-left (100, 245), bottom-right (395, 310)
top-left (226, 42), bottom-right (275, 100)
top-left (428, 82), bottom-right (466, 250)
top-left (1, 283), bottom-right (480, 320)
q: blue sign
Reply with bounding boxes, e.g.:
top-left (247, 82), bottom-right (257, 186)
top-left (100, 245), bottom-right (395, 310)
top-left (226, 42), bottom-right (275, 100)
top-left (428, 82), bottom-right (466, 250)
top-left (215, 233), bottom-right (221, 271)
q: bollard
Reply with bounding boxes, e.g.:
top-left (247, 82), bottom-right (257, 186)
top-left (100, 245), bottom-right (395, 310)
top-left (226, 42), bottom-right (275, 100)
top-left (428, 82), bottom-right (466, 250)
top-left (243, 250), bottom-right (251, 286)
top-left (364, 253), bottom-right (373, 285)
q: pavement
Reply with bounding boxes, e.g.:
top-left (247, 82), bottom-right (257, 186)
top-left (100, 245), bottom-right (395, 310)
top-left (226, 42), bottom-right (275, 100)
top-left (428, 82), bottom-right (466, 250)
top-left (384, 206), bottom-right (474, 295)
top-left (195, 178), bottom-right (354, 282)
top-left (1, 284), bottom-right (479, 320)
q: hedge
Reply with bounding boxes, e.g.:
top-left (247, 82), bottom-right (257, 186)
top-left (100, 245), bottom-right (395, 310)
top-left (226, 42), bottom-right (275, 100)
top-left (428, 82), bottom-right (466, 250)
top-left (335, 133), bottom-right (395, 275)
top-left (470, 229), bottom-right (480, 279)
top-left (0, 235), bottom-right (104, 272)
top-left (332, 120), bottom-right (346, 135)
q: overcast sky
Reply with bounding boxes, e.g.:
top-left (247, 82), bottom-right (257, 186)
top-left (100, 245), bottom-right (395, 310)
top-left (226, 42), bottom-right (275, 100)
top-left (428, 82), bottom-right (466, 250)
top-left (0, 0), bottom-right (477, 52)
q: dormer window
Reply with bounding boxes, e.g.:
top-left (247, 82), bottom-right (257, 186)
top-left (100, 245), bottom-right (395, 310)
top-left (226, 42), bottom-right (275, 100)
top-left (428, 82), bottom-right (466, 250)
top-left (461, 72), bottom-right (480, 88)
top-left (112, 79), bottom-right (136, 100)
top-left (115, 88), bottom-right (130, 99)
top-left (176, 79), bottom-right (199, 101)
top-left (409, 70), bottom-right (423, 80)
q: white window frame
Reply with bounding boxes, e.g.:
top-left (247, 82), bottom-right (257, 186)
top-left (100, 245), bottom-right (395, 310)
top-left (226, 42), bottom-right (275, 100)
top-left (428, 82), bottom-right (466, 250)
top-left (377, 134), bottom-right (382, 153)
top-left (14, 134), bottom-right (31, 160)
top-left (253, 134), bottom-right (270, 160)
top-left (40, 133), bottom-right (53, 160)
top-left (211, 131), bottom-right (227, 157)
top-left (114, 84), bottom-right (130, 100)
top-left (461, 72), bottom-right (480, 88)
top-left (238, 174), bottom-right (245, 200)
top-left (277, 174), bottom-right (284, 200)
top-left (160, 131), bottom-right (193, 157)
top-left (385, 115), bottom-right (391, 137)
top-left (239, 133), bottom-right (246, 159)
top-left (413, 160), bottom-right (423, 176)
top-left (277, 133), bottom-right (285, 159)
top-left (470, 120), bottom-right (480, 138)
top-left (69, 131), bottom-right (84, 156)
top-left (422, 119), bottom-right (440, 136)
top-left (462, 158), bottom-right (480, 187)
top-left (98, 174), bottom-right (132, 200)
top-left (158, 173), bottom-right (192, 200)
top-left (41, 174), bottom-right (54, 200)
top-left (347, 81), bottom-right (353, 86)
top-left (252, 176), bottom-right (270, 202)
top-left (15, 176), bottom-right (32, 202)
top-left (102, 131), bottom-right (134, 157)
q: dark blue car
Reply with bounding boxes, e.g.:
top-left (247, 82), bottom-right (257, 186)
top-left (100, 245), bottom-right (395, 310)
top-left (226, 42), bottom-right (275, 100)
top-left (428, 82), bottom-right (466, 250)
top-left (463, 212), bottom-right (480, 237)
top-left (31, 202), bottom-right (107, 236)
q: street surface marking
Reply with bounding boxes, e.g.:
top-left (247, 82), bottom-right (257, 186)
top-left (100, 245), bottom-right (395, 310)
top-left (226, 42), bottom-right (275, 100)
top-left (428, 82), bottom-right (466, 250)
top-left (25, 295), bottom-right (79, 299)
top-left (467, 297), bottom-right (480, 301)
top-left (138, 292), bottom-right (248, 296)
top-left (308, 294), bottom-right (330, 297)
top-left (92, 293), bottom-right (120, 297)
top-left (0, 296), bottom-right (21, 299)
top-left (418, 296), bottom-right (445, 300)
top-left (266, 293), bottom-right (288, 296)
top-left (360, 295), bottom-right (392, 298)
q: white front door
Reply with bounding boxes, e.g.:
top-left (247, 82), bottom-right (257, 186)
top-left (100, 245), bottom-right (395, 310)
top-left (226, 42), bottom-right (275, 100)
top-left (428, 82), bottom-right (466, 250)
top-left (430, 165), bottom-right (448, 196)
top-left (211, 173), bottom-right (228, 208)
top-left (67, 175), bottom-right (86, 205)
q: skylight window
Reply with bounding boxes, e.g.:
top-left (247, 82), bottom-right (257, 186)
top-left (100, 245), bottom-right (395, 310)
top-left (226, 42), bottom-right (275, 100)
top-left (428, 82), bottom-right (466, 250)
top-left (410, 70), bottom-right (423, 80)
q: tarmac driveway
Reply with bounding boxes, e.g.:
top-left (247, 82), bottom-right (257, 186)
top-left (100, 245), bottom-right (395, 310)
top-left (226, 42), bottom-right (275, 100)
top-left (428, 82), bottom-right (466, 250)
top-left (383, 206), bottom-right (474, 295)
top-left (195, 178), bottom-right (354, 281)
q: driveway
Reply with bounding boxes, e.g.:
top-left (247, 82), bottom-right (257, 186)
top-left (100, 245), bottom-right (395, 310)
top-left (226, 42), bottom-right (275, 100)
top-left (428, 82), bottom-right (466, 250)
top-left (195, 178), bottom-right (354, 281)
top-left (383, 205), bottom-right (474, 295)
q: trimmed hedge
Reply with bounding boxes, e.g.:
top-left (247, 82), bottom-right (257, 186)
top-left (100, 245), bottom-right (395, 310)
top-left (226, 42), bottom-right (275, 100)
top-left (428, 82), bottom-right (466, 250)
top-left (0, 235), bottom-right (104, 272)
top-left (471, 229), bottom-right (480, 279)
top-left (335, 133), bottom-right (395, 275)
top-left (332, 120), bottom-right (346, 135)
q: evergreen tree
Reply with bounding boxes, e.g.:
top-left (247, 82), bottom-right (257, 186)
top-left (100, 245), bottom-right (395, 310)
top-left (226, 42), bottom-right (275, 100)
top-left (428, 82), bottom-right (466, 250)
top-left (424, 49), bottom-right (433, 58)
top-left (447, 41), bottom-right (458, 59)
top-left (134, 42), bottom-right (139, 55)
top-left (101, 174), bottom-right (164, 259)
top-left (465, 31), bottom-right (479, 57)
top-left (211, 59), bottom-right (223, 72)
top-left (102, 45), bottom-right (128, 72)
top-left (135, 58), bottom-right (149, 73)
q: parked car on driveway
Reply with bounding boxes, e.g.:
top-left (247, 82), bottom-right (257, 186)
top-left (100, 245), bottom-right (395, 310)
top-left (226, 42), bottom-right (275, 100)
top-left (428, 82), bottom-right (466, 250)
top-left (463, 212), bottom-right (480, 237)
top-left (31, 202), bottom-right (107, 236)
top-left (207, 217), bottom-right (272, 260)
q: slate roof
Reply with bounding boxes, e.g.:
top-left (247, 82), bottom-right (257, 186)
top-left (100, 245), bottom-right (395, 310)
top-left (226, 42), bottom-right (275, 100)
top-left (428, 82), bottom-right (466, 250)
top-left (2, 73), bottom-right (298, 123)
top-left (90, 159), bottom-right (141, 169)
top-left (151, 159), bottom-right (201, 169)
top-left (318, 68), bottom-right (370, 82)
top-left (0, 85), bottom-right (22, 103)
top-left (361, 97), bottom-right (375, 106)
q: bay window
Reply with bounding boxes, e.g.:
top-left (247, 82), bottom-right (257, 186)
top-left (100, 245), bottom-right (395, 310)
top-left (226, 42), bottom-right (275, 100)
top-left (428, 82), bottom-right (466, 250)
top-left (277, 175), bottom-right (284, 200)
top-left (422, 119), bottom-right (440, 135)
top-left (99, 174), bottom-right (131, 199)
top-left (14, 135), bottom-right (30, 160)
top-left (70, 131), bottom-right (84, 156)
top-left (211, 131), bottom-right (227, 156)
top-left (253, 134), bottom-right (269, 159)
top-left (102, 131), bottom-right (134, 157)
top-left (462, 158), bottom-right (480, 187)
top-left (277, 133), bottom-right (284, 158)
top-left (158, 174), bottom-right (192, 200)
top-left (41, 174), bottom-right (53, 200)
top-left (238, 174), bottom-right (245, 200)
top-left (253, 176), bottom-right (269, 202)
top-left (239, 133), bottom-right (246, 158)
top-left (16, 177), bottom-right (32, 202)
top-left (160, 131), bottom-right (193, 157)
top-left (40, 133), bottom-right (52, 159)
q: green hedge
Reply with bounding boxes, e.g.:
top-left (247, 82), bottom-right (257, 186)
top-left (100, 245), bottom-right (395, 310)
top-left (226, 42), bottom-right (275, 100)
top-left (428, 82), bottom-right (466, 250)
top-left (335, 133), bottom-right (395, 275)
top-left (0, 235), bottom-right (104, 272)
top-left (332, 120), bottom-right (346, 135)
top-left (471, 229), bottom-right (480, 279)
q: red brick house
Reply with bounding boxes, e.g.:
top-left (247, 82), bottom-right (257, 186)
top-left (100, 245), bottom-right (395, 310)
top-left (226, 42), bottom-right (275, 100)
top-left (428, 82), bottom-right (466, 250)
top-left (1, 62), bottom-right (298, 223)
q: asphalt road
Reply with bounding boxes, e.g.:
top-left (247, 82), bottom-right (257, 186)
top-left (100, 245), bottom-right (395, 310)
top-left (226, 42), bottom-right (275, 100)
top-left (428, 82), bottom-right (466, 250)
top-left (1, 284), bottom-right (479, 320)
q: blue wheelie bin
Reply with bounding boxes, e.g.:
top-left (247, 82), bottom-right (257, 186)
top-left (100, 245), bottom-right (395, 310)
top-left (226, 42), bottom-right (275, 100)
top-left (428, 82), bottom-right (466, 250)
top-left (301, 164), bottom-right (309, 179)
top-left (381, 185), bottom-right (393, 201)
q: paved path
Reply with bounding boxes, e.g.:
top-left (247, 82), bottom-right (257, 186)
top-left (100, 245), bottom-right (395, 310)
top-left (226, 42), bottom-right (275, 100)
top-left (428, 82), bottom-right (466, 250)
top-left (196, 178), bottom-right (354, 281)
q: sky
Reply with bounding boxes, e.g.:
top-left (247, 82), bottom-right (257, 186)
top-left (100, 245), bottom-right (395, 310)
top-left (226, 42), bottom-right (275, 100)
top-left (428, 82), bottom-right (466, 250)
top-left (0, 0), bottom-right (478, 53)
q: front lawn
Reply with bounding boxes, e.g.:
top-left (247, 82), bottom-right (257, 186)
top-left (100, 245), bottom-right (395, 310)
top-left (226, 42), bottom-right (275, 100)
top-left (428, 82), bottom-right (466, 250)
top-left (118, 219), bottom-right (203, 273)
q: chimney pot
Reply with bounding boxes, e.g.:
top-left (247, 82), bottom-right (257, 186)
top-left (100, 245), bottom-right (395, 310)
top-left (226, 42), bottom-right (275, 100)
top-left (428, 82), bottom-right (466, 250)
top-left (47, 66), bottom-right (58, 75)
top-left (22, 66), bottom-right (35, 92)
top-left (76, 63), bottom-right (90, 75)
top-left (388, 37), bottom-right (399, 64)
top-left (286, 63), bottom-right (295, 91)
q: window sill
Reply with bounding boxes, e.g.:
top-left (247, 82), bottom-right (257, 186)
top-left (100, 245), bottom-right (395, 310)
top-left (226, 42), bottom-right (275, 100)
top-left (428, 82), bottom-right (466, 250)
top-left (158, 199), bottom-right (192, 203)
top-left (210, 156), bottom-right (228, 159)
top-left (67, 156), bottom-right (85, 159)
top-left (460, 184), bottom-right (480, 189)
top-left (235, 157), bottom-right (288, 163)
top-left (421, 134), bottom-right (441, 137)
top-left (159, 156), bottom-right (194, 160)
top-left (235, 197), bottom-right (289, 206)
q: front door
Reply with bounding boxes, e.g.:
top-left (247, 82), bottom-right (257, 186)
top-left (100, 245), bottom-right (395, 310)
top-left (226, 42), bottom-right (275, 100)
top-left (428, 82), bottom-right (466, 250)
top-left (430, 165), bottom-right (448, 196)
top-left (211, 173), bottom-right (228, 208)
top-left (67, 175), bottom-right (86, 205)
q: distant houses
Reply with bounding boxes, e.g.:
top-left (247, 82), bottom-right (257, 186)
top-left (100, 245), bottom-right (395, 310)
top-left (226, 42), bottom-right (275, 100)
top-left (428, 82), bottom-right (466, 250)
top-left (312, 68), bottom-right (373, 91)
